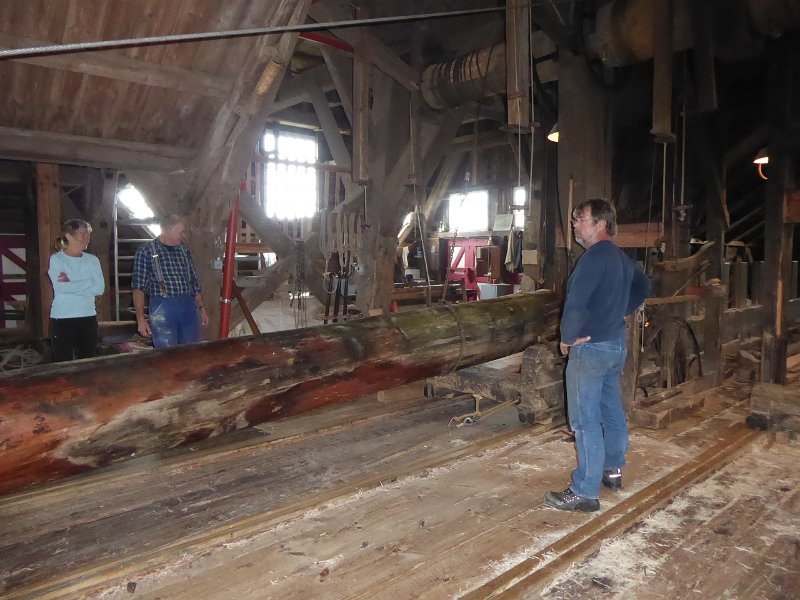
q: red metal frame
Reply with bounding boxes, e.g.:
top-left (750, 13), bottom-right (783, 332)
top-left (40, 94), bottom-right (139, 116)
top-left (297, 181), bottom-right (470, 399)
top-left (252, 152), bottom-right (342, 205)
top-left (443, 237), bottom-right (521, 300)
top-left (218, 184), bottom-right (244, 338)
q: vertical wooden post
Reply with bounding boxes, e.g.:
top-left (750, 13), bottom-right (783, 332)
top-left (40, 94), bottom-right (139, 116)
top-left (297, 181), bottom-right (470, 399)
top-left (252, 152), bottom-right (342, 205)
top-left (351, 13), bottom-right (370, 185)
top-left (35, 163), bottom-right (60, 338)
top-left (88, 169), bottom-right (117, 321)
top-left (760, 34), bottom-right (797, 384)
top-left (703, 284), bottom-right (726, 385)
top-left (505, 0), bottom-right (530, 128)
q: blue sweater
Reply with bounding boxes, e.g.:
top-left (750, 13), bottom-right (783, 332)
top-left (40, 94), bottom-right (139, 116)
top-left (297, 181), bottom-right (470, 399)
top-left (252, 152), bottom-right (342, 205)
top-left (560, 240), bottom-right (650, 345)
top-left (48, 251), bottom-right (105, 318)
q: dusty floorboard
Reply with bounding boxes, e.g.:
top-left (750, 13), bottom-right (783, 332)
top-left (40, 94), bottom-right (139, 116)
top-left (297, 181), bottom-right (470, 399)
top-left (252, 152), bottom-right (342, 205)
top-left (1, 373), bottom-right (798, 599)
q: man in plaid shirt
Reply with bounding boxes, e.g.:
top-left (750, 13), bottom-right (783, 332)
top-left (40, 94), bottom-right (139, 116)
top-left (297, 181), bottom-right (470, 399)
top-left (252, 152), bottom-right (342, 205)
top-left (132, 214), bottom-right (209, 348)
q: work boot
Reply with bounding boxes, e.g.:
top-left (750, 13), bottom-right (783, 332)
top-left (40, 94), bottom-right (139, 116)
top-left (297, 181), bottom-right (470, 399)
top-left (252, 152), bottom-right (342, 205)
top-left (602, 468), bottom-right (623, 490)
top-left (544, 487), bottom-right (600, 512)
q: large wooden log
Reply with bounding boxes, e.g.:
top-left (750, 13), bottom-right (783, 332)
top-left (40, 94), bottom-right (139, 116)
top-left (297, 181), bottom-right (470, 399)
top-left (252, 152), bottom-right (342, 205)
top-left (0, 292), bottom-right (559, 496)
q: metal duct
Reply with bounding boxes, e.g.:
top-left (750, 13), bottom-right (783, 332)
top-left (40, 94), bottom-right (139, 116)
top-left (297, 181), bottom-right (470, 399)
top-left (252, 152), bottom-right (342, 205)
top-left (421, 44), bottom-right (507, 110)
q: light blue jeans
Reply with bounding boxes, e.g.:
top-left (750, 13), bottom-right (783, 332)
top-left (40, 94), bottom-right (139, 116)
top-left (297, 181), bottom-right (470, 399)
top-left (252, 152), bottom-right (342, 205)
top-left (566, 339), bottom-right (628, 499)
top-left (149, 295), bottom-right (199, 348)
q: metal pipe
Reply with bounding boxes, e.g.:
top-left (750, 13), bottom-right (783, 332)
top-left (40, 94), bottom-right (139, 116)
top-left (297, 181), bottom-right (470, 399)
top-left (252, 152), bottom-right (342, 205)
top-left (0, 291), bottom-right (559, 496)
top-left (0, 7), bottom-right (505, 61)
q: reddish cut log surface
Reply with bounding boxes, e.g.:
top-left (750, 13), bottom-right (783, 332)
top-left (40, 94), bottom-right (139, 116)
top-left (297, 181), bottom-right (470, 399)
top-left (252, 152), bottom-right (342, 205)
top-left (0, 292), bottom-right (559, 496)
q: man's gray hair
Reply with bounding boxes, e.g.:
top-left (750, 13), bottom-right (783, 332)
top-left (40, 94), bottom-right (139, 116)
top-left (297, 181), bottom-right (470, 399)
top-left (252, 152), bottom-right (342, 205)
top-left (574, 197), bottom-right (617, 237)
top-left (159, 214), bottom-right (185, 230)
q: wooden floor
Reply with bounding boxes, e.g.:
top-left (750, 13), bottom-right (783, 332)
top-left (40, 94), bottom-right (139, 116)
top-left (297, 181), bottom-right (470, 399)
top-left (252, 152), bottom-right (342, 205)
top-left (1, 362), bottom-right (799, 599)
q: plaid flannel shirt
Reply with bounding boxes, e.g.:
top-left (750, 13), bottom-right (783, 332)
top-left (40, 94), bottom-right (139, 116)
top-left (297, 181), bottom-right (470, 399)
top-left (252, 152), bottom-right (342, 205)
top-left (132, 239), bottom-right (201, 298)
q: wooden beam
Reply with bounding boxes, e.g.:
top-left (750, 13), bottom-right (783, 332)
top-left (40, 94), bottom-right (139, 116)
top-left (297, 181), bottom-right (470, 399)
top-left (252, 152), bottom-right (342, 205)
top-left (305, 79), bottom-right (352, 170)
top-left (785, 188), bottom-right (800, 223)
top-left (320, 46), bottom-right (353, 125)
top-left (0, 126), bottom-right (195, 173)
top-left (87, 169), bottom-right (117, 321)
top-left (36, 164), bottom-right (60, 338)
top-left (0, 33), bottom-right (232, 98)
top-left (352, 37), bottom-right (371, 184)
top-left (308, 3), bottom-right (419, 93)
top-left (269, 65), bottom-right (334, 114)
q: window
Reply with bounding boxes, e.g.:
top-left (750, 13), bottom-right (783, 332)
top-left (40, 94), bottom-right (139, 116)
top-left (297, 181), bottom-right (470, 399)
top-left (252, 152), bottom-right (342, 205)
top-left (117, 184), bottom-right (160, 237)
top-left (262, 129), bottom-right (318, 220)
top-left (448, 190), bottom-right (489, 232)
top-left (512, 186), bottom-right (527, 229)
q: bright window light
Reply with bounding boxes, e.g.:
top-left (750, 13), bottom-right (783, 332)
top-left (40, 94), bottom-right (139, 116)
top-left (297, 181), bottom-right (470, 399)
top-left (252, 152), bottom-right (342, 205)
top-left (512, 186), bottom-right (527, 229)
top-left (263, 130), bottom-right (318, 220)
top-left (448, 190), bottom-right (489, 232)
top-left (117, 184), bottom-right (160, 236)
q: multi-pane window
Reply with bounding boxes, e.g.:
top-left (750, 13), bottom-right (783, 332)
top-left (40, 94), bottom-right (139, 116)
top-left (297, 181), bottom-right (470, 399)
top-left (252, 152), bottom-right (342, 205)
top-left (448, 190), bottom-right (489, 232)
top-left (262, 129), bottom-right (318, 220)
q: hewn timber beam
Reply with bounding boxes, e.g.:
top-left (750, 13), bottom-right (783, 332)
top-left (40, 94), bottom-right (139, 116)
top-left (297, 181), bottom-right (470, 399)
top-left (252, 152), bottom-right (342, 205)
top-left (308, 3), bottom-right (419, 93)
top-left (0, 126), bottom-right (195, 173)
top-left (321, 46), bottom-right (353, 125)
top-left (0, 291), bottom-right (559, 496)
top-left (270, 64), bottom-right (334, 114)
top-left (35, 164), bottom-right (60, 338)
top-left (0, 33), bottom-right (232, 98)
top-left (305, 79), bottom-right (353, 196)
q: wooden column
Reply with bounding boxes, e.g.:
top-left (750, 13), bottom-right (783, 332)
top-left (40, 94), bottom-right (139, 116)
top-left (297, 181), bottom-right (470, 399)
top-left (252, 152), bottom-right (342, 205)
top-left (557, 50), bottom-right (612, 282)
top-left (35, 163), bottom-right (60, 338)
top-left (761, 34), bottom-right (798, 384)
top-left (88, 169), bottom-right (117, 321)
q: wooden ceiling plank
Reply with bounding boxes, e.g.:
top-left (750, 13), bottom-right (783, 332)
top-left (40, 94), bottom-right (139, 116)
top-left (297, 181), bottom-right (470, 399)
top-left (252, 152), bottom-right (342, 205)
top-left (0, 126), bottom-right (195, 173)
top-left (308, 3), bottom-right (419, 93)
top-left (0, 33), bottom-right (232, 98)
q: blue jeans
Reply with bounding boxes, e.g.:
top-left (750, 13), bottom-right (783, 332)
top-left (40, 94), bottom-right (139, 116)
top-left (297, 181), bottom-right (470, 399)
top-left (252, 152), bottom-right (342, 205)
top-left (566, 340), bottom-right (628, 499)
top-left (149, 296), bottom-right (199, 348)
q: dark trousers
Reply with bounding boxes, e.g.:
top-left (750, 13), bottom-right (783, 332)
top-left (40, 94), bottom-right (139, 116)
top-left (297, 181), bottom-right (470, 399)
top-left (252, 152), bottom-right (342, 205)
top-left (51, 316), bottom-right (98, 362)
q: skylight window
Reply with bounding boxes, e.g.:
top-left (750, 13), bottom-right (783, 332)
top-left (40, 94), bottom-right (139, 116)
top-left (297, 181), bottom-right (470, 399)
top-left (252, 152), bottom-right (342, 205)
top-left (117, 184), bottom-right (160, 237)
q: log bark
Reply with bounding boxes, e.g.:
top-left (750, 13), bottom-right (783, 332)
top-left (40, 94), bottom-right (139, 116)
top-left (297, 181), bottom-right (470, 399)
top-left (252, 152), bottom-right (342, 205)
top-left (0, 292), bottom-right (559, 496)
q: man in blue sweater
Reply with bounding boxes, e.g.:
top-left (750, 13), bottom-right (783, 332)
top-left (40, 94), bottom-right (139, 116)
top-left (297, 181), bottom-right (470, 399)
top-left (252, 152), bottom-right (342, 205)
top-left (546, 198), bottom-right (650, 512)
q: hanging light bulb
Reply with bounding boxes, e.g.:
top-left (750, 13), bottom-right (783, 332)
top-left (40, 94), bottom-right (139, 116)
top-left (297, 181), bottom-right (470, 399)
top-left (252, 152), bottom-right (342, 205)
top-left (547, 123), bottom-right (559, 143)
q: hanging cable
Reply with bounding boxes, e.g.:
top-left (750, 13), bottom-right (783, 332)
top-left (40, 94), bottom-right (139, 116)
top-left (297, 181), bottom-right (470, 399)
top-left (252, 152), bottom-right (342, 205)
top-left (409, 94), bottom-right (433, 302)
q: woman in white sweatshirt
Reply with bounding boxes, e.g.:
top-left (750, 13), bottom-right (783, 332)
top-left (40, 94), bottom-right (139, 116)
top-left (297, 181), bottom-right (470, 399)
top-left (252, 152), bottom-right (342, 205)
top-left (48, 219), bottom-right (105, 361)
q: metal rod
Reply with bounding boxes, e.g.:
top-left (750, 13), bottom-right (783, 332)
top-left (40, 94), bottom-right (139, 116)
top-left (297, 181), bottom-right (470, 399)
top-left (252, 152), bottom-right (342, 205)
top-left (0, 7), bottom-right (506, 60)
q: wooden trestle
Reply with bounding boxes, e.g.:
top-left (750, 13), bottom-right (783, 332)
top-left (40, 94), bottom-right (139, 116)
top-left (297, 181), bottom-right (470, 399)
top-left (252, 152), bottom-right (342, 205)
top-left (0, 292), bottom-right (559, 496)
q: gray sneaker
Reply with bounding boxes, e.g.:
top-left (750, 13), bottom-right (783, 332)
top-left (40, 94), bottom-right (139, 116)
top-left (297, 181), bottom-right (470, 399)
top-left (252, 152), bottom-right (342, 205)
top-left (602, 468), bottom-right (623, 490)
top-left (544, 487), bottom-right (600, 512)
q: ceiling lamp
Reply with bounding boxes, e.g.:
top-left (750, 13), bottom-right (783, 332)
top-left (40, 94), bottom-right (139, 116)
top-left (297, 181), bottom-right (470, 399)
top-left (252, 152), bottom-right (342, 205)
top-left (547, 123), bottom-right (559, 143)
top-left (753, 147), bottom-right (769, 164)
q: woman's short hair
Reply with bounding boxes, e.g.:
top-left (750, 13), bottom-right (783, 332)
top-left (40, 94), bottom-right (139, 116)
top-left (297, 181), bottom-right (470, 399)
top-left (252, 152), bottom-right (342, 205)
top-left (55, 219), bottom-right (92, 250)
top-left (573, 197), bottom-right (617, 236)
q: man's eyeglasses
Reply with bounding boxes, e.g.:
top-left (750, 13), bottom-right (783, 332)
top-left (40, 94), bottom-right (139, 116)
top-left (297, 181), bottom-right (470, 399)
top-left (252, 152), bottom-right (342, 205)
top-left (570, 217), bottom-right (595, 226)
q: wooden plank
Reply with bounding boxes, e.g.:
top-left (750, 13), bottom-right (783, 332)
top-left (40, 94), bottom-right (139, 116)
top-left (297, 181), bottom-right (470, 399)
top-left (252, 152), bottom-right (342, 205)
top-left (351, 35), bottom-right (370, 184)
top-left (750, 381), bottom-right (800, 414)
top-left (613, 222), bottom-right (664, 248)
top-left (0, 292), bottom-right (560, 496)
top-left (0, 32), bottom-right (232, 98)
top-left (464, 424), bottom-right (761, 599)
top-left (35, 163), bottom-right (60, 338)
top-left (0, 126), bottom-right (195, 172)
